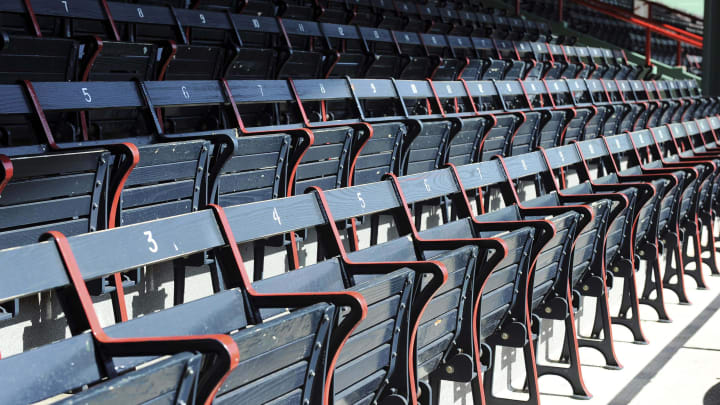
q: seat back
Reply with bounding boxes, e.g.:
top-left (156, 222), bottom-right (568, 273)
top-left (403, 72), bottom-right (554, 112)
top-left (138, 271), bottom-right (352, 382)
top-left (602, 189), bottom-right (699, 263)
top-left (499, 80), bottom-right (544, 155)
top-left (344, 79), bottom-right (408, 184)
top-left (325, 174), bottom-right (496, 386)
top-left (215, 133), bottom-right (292, 206)
top-left (446, 114), bottom-right (489, 166)
top-left (116, 139), bottom-right (210, 226)
top-left (279, 0), bottom-right (317, 20)
top-left (395, 168), bottom-right (535, 348)
top-left (423, 33), bottom-right (461, 80)
top-left (359, 26), bottom-right (402, 78)
top-left (477, 221), bottom-right (535, 341)
top-left (567, 46), bottom-right (594, 78)
top-left (462, 80), bottom-right (518, 161)
top-left (658, 125), bottom-right (714, 216)
top-left (290, 79), bottom-right (374, 190)
top-left (616, 80), bottom-right (642, 127)
top-left (449, 35), bottom-right (484, 80)
top-left (430, 88), bottom-right (486, 161)
top-left (469, 37), bottom-right (503, 80)
top-left (277, 19), bottom-right (325, 79)
top-left (521, 195), bottom-right (580, 309)
top-left (78, 36), bottom-right (159, 155)
top-left (0, 35), bottom-right (79, 147)
top-left (322, 23), bottom-right (368, 78)
top-left (393, 31), bottom-right (434, 79)
top-left (516, 41), bottom-right (544, 79)
top-left (223, 189), bottom-right (420, 404)
top-left (495, 40), bottom-right (526, 79)
top-left (545, 44), bottom-right (569, 79)
top-left (564, 79), bottom-right (599, 142)
top-left (0, 34), bottom-right (78, 82)
top-left (394, 80), bottom-right (455, 175)
top-left (493, 155), bottom-right (583, 312)
top-left (0, 149), bottom-right (110, 250)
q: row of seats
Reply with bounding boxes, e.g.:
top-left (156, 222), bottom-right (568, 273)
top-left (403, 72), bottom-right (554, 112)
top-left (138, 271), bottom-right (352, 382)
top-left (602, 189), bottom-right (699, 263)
top-left (519, 0), bottom-right (703, 73)
top-left (649, 3), bottom-right (703, 37)
top-left (0, 45), bottom-right (661, 145)
top-left (2, 0), bottom-right (549, 39)
top-left (0, 75), bottom-right (714, 338)
top-left (1, 0), bottom-right (642, 86)
top-left (2, 105), bottom-right (720, 403)
top-left (0, 76), bottom-right (710, 253)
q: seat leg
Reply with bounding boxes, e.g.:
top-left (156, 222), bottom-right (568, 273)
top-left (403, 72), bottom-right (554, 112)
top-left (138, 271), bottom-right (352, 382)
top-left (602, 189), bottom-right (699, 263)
top-left (287, 232), bottom-right (300, 270)
top-left (440, 196), bottom-right (451, 225)
top-left (639, 244), bottom-right (673, 322)
top-left (536, 286), bottom-right (592, 400)
top-left (370, 214), bottom-right (380, 246)
top-left (577, 289), bottom-right (623, 369)
top-left (482, 320), bottom-right (540, 405)
top-left (347, 218), bottom-right (360, 252)
top-left (661, 232), bottom-right (692, 304)
top-left (420, 375), bottom-right (441, 405)
top-left (109, 281), bottom-right (128, 323)
top-left (172, 259), bottom-right (186, 306)
top-left (253, 240), bottom-right (266, 281)
top-left (681, 220), bottom-right (708, 289)
top-left (699, 214), bottom-right (720, 276)
top-left (471, 374), bottom-right (486, 405)
top-left (610, 258), bottom-right (650, 343)
top-left (417, 380), bottom-right (434, 405)
top-left (208, 255), bottom-right (225, 295)
top-left (414, 203), bottom-right (423, 231)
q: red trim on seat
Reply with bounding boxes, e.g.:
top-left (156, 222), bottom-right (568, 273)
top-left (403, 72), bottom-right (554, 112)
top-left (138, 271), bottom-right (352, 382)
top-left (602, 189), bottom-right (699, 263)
top-left (157, 41), bottom-right (178, 81)
top-left (426, 79), bottom-right (446, 117)
top-left (209, 203), bottom-right (368, 405)
top-left (460, 79), bottom-right (480, 115)
top-left (288, 78), bottom-right (313, 128)
top-left (0, 155), bottom-right (13, 195)
top-left (517, 79), bottom-right (534, 111)
top-left (310, 185), bottom-right (447, 405)
top-left (221, 78), bottom-right (244, 130)
top-left (23, 80), bottom-right (57, 148)
top-left (22, 0), bottom-right (42, 37)
top-left (79, 36), bottom-right (105, 141)
top-left (100, 0), bottom-right (121, 41)
top-left (42, 231), bottom-right (240, 405)
top-left (541, 79), bottom-right (557, 109)
top-left (106, 142), bottom-right (141, 322)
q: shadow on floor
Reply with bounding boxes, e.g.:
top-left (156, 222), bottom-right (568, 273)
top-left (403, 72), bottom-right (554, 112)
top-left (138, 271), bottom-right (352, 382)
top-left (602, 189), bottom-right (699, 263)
top-left (704, 382), bottom-right (720, 405)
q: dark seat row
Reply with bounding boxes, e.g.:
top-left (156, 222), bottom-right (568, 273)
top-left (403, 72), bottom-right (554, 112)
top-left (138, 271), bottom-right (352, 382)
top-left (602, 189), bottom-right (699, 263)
top-left (0, 77), bottom-right (714, 317)
top-left (520, 0), bottom-right (703, 72)
top-left (3, 115), bottom-right (720, 403)
top-left (0, 0), bottom-right (641, 85)
top-left (0, 77), bottom-right (709, 247)
top-left (3, 0), bottom-right (552, 40)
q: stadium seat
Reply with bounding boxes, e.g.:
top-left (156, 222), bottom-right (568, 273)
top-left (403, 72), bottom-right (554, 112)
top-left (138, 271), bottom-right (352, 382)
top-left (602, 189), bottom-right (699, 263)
top-left (454, 159), bottom-right (587, 403)
top-left (0, 207), bottom-right (366, 405)
top-left (219, 189), bottom-right (446, 404)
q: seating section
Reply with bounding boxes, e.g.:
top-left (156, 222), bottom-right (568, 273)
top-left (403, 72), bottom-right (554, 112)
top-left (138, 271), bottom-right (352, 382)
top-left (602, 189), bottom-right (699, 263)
top-left (0, 0), bottom-right (718, 404)
top-left (520, 0), bottom-right (703, 74)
